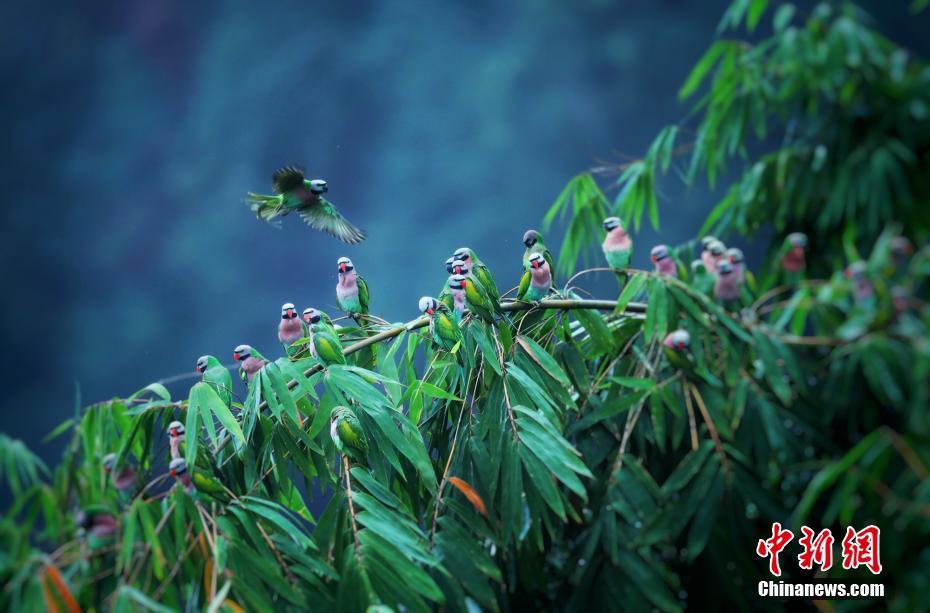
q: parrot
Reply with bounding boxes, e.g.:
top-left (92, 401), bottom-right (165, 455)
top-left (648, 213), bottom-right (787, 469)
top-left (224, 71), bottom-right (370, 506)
top-left (330, 405), bottom-right (369, 464)
top-left (889, 236), bottom-right (914, 282)
top-left (700, 235), bottom-right (719, 272)
top-left (453, 247), bottom-right (501, 303)
top-left (102, 453), bottom-right (138, 500)
top-left (336, 257), bottom-right (371, 323)
top-left (517, 253), bottom-right (554, 302)
top-left (168, 458), bottom-right (226, 499)
top-left (301, 308), bottom-right (318, 355)
top-left (444, 274), bottom-right (468, 319)
top-left (690, 260), bottom-right (715, 296)
top-left (196, 355), bottom-right (233, 407)
top-left (779, 232), bottom-right (808, 286)
top-left (305, 307), bottom-right (336, 332)
top-left (75, 505), bottom-right (117, 550)
top-left (419, 296), bottom-right (463, 352)
top-left (233, 345), bottom-right (267, 384)
top-left (713, 260), bottom-right (742, 309)
top-left (246, 166), bottom-right (366, 244)
top-left (522, 229), bottom-right (555, 272)
top-left (662, 329), bottom-right (693, 375)
top-left (278, 302), bottom-right (311, 359)
top-left (845, 261), bottom-right (875, 305)
top-left (311, 322), bottom-right (347, 366)
top-left (705, 240), bottom-right (727, 273)
top-left (602, 217), bottom-right (634, 271)
top-left (167, 420), bottom-right (186, 460)
top-left (726, 247), bottom-right (757, 292)
top-left (650, 245), bottom-right (680, 277)
top-left (449, 274), bottom-right (498, 324)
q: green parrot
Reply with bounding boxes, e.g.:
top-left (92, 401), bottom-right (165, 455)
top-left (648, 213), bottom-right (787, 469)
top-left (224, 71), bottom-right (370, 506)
top-left (517, 253), bottom-right (554, 302)
top-left (330, 405), bottom-right (369, 463)
top-left (453, 247), bottom-right (501, 303)
top-left (602, 217), bottom-right (634, 270)
top-left (233, 344), bottom-right (267, 384)
top-left (419, 296), bottom-right (463, 351)
top-left (196, 355), bottom-right (233, 406)
top-left (336, 257), bottom-right (370, 323)
top-left (778, 232), bottom-right (808, 287)
top-left (449, 274), bottom-right (498, 324)
top-left (169, 458), bottom-right (226, 500)
top-left (312, 323), bottom-right (347, 366)
top-left (522, 229), bottom-right (555, 272)
top-left (247, 166), bottom-right (366, 244)
top-left (690, 260), bottom-right (715, 296)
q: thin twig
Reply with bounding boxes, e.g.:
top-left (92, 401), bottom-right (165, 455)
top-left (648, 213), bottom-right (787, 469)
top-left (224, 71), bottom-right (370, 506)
top-left (256, 521), bottom-right (298, 586)
top-left (689, 383), bottom-right (731, 475)
top-left (682, 380), bottom-right (700, 452)
top-left (343, 456), bottom-right (362, 560)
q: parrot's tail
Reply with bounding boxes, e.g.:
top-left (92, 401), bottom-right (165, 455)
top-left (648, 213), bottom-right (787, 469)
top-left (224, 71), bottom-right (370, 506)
top-left (247, 193), bottom-right (285, 223)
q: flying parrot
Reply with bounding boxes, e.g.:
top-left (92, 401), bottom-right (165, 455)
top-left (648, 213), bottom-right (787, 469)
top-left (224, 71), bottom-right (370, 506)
top-left (419, 296), bottom-right (463, 351)
top-left (196, 355), bottom-right (233, 407)
top-left (522, 230), bottom-right (556, 273)
top-left (453, 247), bottom-right (501, 304)
top-left (517, 252), bottom-right (554, 302)
top-left (336, 257), bottom-right (371, 324)
top-left (650, 245), bottom-right (680, 278)
top-left (233, 345), bottom-right (267, 384)
top-left (168, 458), bottom-right (226, 500)
top-left (330, 405), bottom-right (369, 464)
top-left (602, 217), bottom-right (633, 280)
top-left (247, 166), bottom-right (366, 244)
top-left (278, 302), bottom-right (311, 359)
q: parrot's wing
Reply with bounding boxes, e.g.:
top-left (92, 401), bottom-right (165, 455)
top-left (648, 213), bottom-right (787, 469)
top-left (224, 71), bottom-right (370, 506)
top-left (299, 198), bottom-right (366, 244)
top-left (517, 270), bottom-right (531, 300)
top-left (246, 193), bottom-right (285, 223)
top-left (436, 313), bottom-right (461, 342)
top-left (476, 265), bottom-right (500, 302)
top-left (272, 166), bottom-right (306, 194)
top-left (357, 276), bottom-right (370, 314)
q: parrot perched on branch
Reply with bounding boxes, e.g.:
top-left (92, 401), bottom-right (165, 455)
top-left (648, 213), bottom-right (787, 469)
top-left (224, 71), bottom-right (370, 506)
top-left (247, 166), bottom-right (366, 244)
top-left (651, 245), bottom-right (680, 278)
top-left (602, 217), bottom-right (633, 271)
top-left (419, 296), bottom-right (462, 351)
top-left (278, 302), bottom-right (310, 359)
top-left (522, 229), bottom-right (555, 273)
top-left (449, 274), bottom-right (498, 324)
top-left (453, 247), bottom-right (501, 304)
top-left (102, 453), bottom-right (138, 501)
top-left (330, 405), bottom-right (369, 464)
top-left (233, 345), bottom-right (267, 383)
top-left (336, 257), bottom-right (371, 324)
top-left (168, 458), bottom-right (226, 500)
top-left (196, 355), bottom-right (233, 407)
top-left (518, 253), bottom-right (554, 302)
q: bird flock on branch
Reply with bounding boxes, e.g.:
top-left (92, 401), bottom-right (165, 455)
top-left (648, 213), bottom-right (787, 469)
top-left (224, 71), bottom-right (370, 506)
top-left (86, 165), bottom-right (921, 509)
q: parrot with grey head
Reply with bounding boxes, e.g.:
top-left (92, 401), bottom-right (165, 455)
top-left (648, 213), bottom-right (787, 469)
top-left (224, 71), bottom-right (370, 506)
top-left (602, 217), bottom-right (634, 272)
top-left (196, 355), bottom-right (233, 407)
top-left (443, 273), bottom-right (468, 319)
top-left (233, 345), bottom-right (267, 384)
top-left (662, 329), bottom-right (693, 375)
top-left (453, 247), bottom-right (501, 304)
top-left (330, 405), bottom-right (369, 464)
top-left (167, 420), bottom-right (186, 460)
top-left (278, 302), bottom-right (311, 359)
top-left (714, 260), bottom-right (742, 308)
top-left (651, 245), bottom-right (680, 278)
top-left (522, 230), bottom-right (555, 273)
top-left (169, 458), bottom-right (226, 500)
top-left (419, 296), bottom-right (462, 352)
top-left (449, 274), bottom-right (499, 324)
top-left (247, 165), bottom-right (366, 244)
top-left (779, 232), bottom-right (808, 287)
top-left (699, 236), bottom-right (719, 272)
top-left (308, 314), bottom-right (346, 366)
top-left (705, 240), bottom-right (727, 274)
top-left (336, 257), bottom-right (371, 324)
top-left (517, 253), bottom-right (554, 303)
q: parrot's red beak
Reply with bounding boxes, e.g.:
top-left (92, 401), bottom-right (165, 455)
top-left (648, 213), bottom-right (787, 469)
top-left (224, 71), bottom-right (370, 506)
top-left (426, 308), bottom-right (434, 315)
top-left (233, 352), bottom-right (240, 361)
top-left (169, 469), bottom-right (176, 477)
top-left (287, 308), bottom-right (296, 317)
top-left (170, 428), bottom-right (177, 437)
top-left (651, 255), bottom-right (657, 263)
top-left (339, 263), bottom-right (347, 272)
top-left (531, 260), bottom-right (539, 269)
